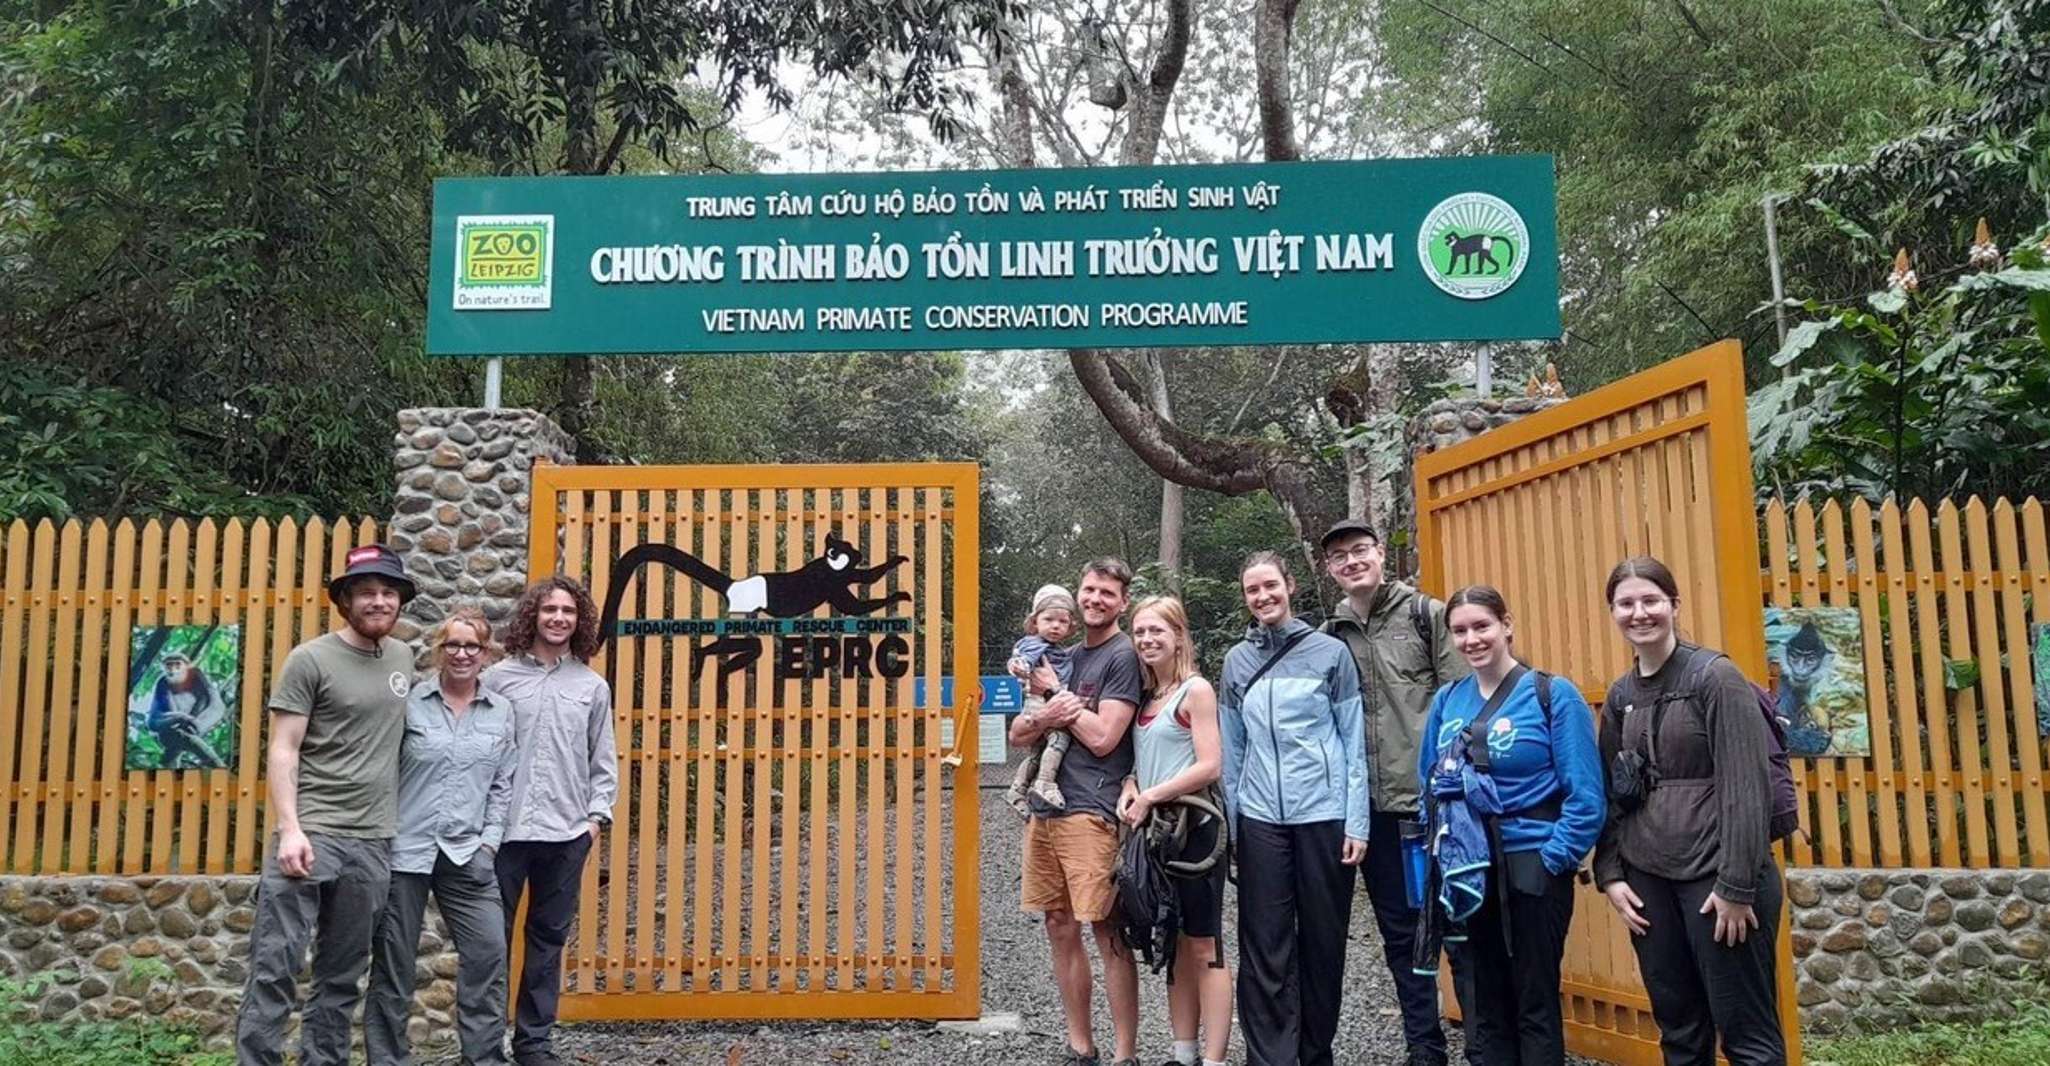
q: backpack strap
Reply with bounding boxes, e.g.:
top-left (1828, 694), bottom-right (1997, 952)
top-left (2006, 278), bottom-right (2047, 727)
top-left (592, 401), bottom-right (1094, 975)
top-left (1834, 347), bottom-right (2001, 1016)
top-left (1411, 594), bottom-right (1437, 671)
top-left (1235, 629), bottom-right (1314, 704)
top-left (1462, 664), bottom-right (1530, 774)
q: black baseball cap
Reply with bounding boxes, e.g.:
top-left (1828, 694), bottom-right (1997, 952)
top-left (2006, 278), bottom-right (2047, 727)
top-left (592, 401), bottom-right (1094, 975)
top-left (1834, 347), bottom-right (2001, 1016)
top-left (328, 543), bottom-right (417, 605)
top-left (1319, 519), bottom-right (1380, 551)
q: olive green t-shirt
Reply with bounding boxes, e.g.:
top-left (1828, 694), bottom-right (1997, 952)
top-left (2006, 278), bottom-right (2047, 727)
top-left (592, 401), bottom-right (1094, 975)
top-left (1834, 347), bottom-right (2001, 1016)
top-left (269, 632), bottom-right (411, 837)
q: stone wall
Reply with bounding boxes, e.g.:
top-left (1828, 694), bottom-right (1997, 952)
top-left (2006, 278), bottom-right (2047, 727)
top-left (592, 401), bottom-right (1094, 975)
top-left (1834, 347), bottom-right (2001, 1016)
top-left (0, 876), bottom-right (464, 1052)
top-left (1788, 867), bottom-right (2050, 1035)
top-left (389, 408), bottom-right (574, 645)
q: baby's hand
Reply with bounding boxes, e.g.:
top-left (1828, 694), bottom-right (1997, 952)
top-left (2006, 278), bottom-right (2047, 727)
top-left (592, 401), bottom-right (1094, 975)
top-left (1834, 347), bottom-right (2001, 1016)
top-left (1007, 657), bottom-right (1032, 679)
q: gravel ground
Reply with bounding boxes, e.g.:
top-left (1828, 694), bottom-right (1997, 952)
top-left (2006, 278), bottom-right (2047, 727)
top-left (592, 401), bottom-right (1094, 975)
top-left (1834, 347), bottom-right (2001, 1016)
top-left (516, 760), bottom-right (1596, 1066)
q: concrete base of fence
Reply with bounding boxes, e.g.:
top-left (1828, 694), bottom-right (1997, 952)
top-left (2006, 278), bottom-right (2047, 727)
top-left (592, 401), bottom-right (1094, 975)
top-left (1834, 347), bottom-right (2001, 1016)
top-left (1787, 867), bottom-right (2050, 1035)
top-left (0, 875), bottom-right (464, 1052)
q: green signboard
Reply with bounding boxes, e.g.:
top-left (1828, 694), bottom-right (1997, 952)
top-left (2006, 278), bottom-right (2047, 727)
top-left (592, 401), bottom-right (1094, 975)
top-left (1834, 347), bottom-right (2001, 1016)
top-left (427, 156), bottom-right (1559, 356)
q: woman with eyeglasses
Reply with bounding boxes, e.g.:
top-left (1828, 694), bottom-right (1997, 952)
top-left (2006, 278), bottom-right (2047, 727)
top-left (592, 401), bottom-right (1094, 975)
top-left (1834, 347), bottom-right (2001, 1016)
top-left (366, 607), bottom-right (519, 1065)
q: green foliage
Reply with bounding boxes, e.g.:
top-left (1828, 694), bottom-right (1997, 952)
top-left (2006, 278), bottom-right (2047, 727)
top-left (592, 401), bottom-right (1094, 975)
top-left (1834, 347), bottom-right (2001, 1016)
top-left (1370, 0), bottom-right (1945, 384)
top-left (1749, 220), bottom-right (2050, 501)
top-left (1809, 996), bottom-right (2050, 1066)
top-left (0, 973), bottom-right (228, 1066)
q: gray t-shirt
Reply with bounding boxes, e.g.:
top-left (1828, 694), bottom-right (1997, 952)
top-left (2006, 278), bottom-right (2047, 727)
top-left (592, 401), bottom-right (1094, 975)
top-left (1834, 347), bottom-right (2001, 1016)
top-left (269, 632), bottom-right (411, 838)
top-left (1027, 631), bottom-right (1142, 823)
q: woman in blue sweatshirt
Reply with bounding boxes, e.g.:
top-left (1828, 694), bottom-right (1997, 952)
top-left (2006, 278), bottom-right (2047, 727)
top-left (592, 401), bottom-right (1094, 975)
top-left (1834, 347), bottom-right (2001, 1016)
top-left (1219, 551), bottom-right (1368, 1066)
top-left (1417, 585), bottom-right (1605, 1066)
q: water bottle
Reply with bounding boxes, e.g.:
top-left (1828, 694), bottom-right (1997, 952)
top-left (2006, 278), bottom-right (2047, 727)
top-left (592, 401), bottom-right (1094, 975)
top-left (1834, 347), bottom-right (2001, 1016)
top-left (1400, 818), bottom-right (1429, 910)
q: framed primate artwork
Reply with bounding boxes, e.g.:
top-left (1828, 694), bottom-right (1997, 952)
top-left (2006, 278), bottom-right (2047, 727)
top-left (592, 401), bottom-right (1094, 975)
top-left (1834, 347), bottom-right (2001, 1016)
top-left (2033, 623), bottom-right (2050, 737)
top-left (126, 624), bottom-right (241, 771)
top-left (1762, 606), bottom-right (1871, 757)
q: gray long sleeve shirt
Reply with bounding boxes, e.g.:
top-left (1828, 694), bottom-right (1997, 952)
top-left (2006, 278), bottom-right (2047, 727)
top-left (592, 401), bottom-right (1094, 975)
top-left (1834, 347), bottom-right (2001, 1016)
top-left (392, 677), bottom-right (517, 874)
top-left (484, 654), bottom-right (619, 844)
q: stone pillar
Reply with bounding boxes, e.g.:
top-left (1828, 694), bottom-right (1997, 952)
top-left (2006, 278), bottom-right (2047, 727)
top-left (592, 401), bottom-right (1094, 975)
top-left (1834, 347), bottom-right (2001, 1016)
top-left (388, 408), bottom-right (574, 643)
top-left (1388, 395), bottom-right (1565, 580)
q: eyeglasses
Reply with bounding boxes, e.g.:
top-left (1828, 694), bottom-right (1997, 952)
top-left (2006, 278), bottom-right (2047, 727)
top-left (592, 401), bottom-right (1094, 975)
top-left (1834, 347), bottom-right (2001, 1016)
top-left (1325, 544), bottom-right (1379, 564)
top-left (442, 642), bottom-right (485, 657)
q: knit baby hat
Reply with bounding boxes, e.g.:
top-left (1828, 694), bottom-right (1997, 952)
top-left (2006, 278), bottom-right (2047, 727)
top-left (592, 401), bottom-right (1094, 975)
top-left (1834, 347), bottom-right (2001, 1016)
top-left (1030, 583), bottom-right (1079, 620)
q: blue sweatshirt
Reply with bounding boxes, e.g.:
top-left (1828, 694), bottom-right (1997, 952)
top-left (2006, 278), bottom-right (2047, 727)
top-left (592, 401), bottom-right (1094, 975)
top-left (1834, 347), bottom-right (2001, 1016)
top-left (1418, 669), bottom-right (1606, 876)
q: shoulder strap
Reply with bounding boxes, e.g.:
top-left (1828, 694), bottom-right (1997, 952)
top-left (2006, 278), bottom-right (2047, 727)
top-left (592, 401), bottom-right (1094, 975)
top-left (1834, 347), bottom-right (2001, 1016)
top-left (1411, 594), bottom-right (1438, 674)
top-left (1239, 630), bottom-right (1313, 701)
top-left (1533, 669), bottom-right (1554, 728)
top-left (1463, 664), bottom-right (1530, 773)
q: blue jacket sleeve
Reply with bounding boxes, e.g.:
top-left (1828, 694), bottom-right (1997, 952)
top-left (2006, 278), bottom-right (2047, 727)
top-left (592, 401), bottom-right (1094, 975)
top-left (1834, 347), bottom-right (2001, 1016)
top-left (1219, 654), bottom-right (1247, 829)
top-left (1540, 677), bottom-right (1609, 875)
top-left (1330, 648), bottom-right (1370, 841)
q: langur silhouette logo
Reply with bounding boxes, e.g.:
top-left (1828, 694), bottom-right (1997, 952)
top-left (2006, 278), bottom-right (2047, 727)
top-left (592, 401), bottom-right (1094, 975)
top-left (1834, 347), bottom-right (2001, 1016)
top-left (453, 214), bottom-right (554, 310)
top-left (1418, 193), bottom-right (1529, 300)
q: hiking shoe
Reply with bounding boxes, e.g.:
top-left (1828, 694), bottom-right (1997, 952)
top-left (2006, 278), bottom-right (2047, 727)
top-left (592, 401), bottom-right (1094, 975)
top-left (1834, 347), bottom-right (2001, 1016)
top-left (1407, 1049), bottom-right (1450, 1066)
top-left (514, 1050), bottom-right (564, 1066)
top-left (1062, 1049), bottom-right (1100, 1066)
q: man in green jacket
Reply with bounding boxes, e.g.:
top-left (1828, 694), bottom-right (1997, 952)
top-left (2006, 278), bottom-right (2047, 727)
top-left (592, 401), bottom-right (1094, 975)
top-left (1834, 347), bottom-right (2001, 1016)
top-left (1320, 519), bottom-right (1470, 1066)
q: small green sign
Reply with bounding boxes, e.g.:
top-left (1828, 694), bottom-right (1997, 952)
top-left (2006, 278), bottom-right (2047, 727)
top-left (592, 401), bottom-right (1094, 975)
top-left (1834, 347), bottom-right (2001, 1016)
top-left (427, 157), bottom-right (1559, 356)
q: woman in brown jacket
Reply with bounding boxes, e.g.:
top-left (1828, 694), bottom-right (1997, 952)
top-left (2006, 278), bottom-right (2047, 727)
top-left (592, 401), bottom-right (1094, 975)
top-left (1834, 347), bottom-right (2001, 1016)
top-left (1593, 555), bottom-right (1787, 1066)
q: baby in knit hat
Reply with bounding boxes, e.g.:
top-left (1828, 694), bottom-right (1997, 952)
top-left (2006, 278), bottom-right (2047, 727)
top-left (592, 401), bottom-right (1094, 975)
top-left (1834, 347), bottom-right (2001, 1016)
top-left (1005, 583), bottom-right (1080, 816)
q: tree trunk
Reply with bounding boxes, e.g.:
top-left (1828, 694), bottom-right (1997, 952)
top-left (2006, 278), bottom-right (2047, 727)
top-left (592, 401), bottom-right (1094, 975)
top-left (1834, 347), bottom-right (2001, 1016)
top-left (557, 2), bottom-right (605, 463)
top-left (1143, 352), bottom-right (1185, 590)
top-left (1254, 0), bottom-right (1303, 162)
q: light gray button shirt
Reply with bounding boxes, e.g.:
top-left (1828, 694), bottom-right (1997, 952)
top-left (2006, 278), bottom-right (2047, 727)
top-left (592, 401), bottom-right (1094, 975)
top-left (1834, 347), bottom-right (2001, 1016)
top-left (484, 653), bottom-right (619, 843)
top-left (392, 677), bottom-right (517, 875)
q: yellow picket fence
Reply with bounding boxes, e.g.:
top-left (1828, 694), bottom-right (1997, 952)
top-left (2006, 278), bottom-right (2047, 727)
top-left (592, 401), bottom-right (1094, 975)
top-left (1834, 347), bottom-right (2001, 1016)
top-left (0, 515), bottom-right (383, 875)
top-left (1765, 496), bottom-right (2050, 871)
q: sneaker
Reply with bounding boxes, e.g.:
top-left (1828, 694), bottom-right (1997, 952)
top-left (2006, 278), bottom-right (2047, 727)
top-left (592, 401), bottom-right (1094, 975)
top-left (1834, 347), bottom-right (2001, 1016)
top-left (514, 1050), bottom-right (564, 1066)
top-left (1407, 1049), bottom-right (1450, 1066)
top-left (1062, 1050), bottom-right (1100, 1066)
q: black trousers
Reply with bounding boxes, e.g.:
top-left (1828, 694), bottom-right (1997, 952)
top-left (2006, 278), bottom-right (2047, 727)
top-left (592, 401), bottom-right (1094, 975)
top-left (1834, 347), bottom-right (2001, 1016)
top-left (1451, 855), bottom-right (1575, 1066)
top-left (1361, 809), bottom-right (1448, 1064)
top-left (1626, 864), bottom-right (1787, 1066)
top-left (1236, 817), bottom-right (1355, 1066)
top-left (496, 835), bottom-right (594, 1058)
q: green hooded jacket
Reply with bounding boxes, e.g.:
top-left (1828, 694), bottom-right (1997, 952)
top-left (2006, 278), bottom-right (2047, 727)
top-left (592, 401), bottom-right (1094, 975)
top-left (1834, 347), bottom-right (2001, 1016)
top-left (1322, 580), bottom-right (1471, 816)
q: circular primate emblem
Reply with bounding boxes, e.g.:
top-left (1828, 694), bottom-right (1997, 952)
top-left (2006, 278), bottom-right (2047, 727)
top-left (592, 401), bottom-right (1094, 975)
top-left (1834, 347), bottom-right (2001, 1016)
top-left (388, 672), bottom-right (409, 697)
top-left (1419, 193), bottom-right (1529, 300)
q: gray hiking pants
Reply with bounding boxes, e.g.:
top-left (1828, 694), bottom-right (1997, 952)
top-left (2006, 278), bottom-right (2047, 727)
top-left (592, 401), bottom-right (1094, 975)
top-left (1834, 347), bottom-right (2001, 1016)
top-left (365, 849), bottom-right (510, 1064)
top-left (235, 832), bottom-right (392, 1066)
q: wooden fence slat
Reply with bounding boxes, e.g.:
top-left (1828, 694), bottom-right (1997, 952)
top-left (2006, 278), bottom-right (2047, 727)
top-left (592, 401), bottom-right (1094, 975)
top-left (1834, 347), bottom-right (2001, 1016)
top-left (1850, 502), bottom-right (1904, 866)
top-left (94, 522), bottom-right (138, 872)
top-left (65, 523), bottom-right (110, 872)
top-left (0, 523), bottom-right (29, 870)
top-left (259, 518), bottom-right (301, 859)
top-left (1765, 503), bottom-right (1814, 866)
top-left (921, 488), bottom-right (944, 991)
top-left (664, 495), bottom-right (691, 992)
top-left (1794, 502), bottom-right (1846, 865)
top-left (1907, 502), bottom-right (1963, 866)
top-left (148, 520), bottom-right (192, 872)
top-left (837, 488), bottom-right (858, 992)
top-left (585, 489), bottom-right (616, 993)
top-left (864, 490), bottom-right (886, 991)
top-left (1966, 499), bottom-right (2023, 863)
top-left (175, 518), bottom-right (220, 873)
top-left (691, 491), bottom-right (718, 991)
top-left (1878, 503), bottom-right (1934, 865)
top-left (1993, 500), bottom-right (2050, 863)
top-left (807, 498), bottom-right (831, 992)
top-left (750, 499), bottom-right (774, 990)
top-left (778, 492), bottom-right (801, 994)
top-left (122, 520), bottom-right (164, 873)
top-left (38, 521), bottom-right (84, 873)
top-left (1822, 503), bottom-right (1874, 865)
top-left (635, 491), bottom-right (664, 992)
top-left (206, 519), bottom-right (244, 872)
top-left (607, 488), bottom-right (636, 992)
top-left (12, 521), bottom-right (59, 872)
top-left (719, 492), bottom-right (746, 993)
top-left (1937, 501), bottom-right (1993, 866)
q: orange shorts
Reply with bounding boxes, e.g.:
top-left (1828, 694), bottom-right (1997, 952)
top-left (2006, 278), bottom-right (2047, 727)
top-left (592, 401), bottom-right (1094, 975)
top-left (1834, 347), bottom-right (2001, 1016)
top-left (1020, 813), bottom-right (1119, 921)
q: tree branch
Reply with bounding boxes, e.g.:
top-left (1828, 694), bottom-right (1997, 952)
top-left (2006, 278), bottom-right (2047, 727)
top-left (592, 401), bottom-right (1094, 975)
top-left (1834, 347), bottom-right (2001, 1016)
top-left (1254, 0), bottom-right (1303, 161)
top-left (1671, 1), bottom-right (1713, 48)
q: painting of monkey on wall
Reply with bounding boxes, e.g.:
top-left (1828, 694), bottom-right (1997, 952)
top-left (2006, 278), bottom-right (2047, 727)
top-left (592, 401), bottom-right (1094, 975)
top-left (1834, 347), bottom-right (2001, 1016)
top-left (1763, 606), bottom-right (1871, 757)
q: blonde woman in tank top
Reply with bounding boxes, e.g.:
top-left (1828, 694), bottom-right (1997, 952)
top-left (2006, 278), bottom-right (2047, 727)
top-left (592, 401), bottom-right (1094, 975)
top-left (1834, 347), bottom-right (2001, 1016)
top-left (1117, 595), bottom-right (1231, 1066)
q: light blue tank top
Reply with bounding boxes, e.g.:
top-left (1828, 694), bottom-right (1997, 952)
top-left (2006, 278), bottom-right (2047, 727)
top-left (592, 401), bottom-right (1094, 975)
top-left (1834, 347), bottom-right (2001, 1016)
top-left (1134, 678), bottom-right (1199, 791)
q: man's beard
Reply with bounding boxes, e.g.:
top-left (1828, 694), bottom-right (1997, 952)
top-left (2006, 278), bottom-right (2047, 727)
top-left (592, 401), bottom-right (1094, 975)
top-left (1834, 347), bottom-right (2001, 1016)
top-left (350, 608), bottom-right (397, 640)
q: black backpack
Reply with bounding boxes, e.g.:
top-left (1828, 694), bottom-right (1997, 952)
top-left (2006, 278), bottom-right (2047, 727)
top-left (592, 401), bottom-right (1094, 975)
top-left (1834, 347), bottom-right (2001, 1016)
top-left (1113, 823), bottom-right (1180, 976)
top-left (1654, 650), bottom-right (1802, 842)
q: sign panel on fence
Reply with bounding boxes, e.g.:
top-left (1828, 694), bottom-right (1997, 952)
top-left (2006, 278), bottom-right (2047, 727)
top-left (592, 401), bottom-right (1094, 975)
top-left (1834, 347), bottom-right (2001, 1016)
top-left (427, 157), bottom-right (1561, 356)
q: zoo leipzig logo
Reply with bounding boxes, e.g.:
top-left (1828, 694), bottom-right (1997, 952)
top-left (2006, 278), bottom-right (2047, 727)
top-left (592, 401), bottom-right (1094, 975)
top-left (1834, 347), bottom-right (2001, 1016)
top-left (452, 214), bottom-right (555, 311)
top-left (1417, 193), bottom-right (1530, 301)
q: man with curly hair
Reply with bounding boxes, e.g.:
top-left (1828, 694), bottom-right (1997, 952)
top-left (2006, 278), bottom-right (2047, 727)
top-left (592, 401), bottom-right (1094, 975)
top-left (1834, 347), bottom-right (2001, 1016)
top-left (483, 577), bottom-right (617, 1066)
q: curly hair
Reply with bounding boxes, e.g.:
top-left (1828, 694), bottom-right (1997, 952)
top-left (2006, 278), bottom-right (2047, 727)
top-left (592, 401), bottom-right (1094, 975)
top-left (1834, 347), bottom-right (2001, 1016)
top-left (503, 576), bottom-right (602, 661)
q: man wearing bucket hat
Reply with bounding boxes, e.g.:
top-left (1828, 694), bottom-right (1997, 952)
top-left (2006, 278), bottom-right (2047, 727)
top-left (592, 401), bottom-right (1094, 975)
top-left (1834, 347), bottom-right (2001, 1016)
top-left (236, 543), bottom-right (417, 1066)
top-left (1318, 519), bottom-right (1470, 1066)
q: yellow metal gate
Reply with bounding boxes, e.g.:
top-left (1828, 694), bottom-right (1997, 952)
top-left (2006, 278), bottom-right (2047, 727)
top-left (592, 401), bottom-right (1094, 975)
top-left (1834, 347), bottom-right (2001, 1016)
top-left (525, 463), bottom-right (981, 1020)
top-left (1414, 341), bottom-right (1803, 1064)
